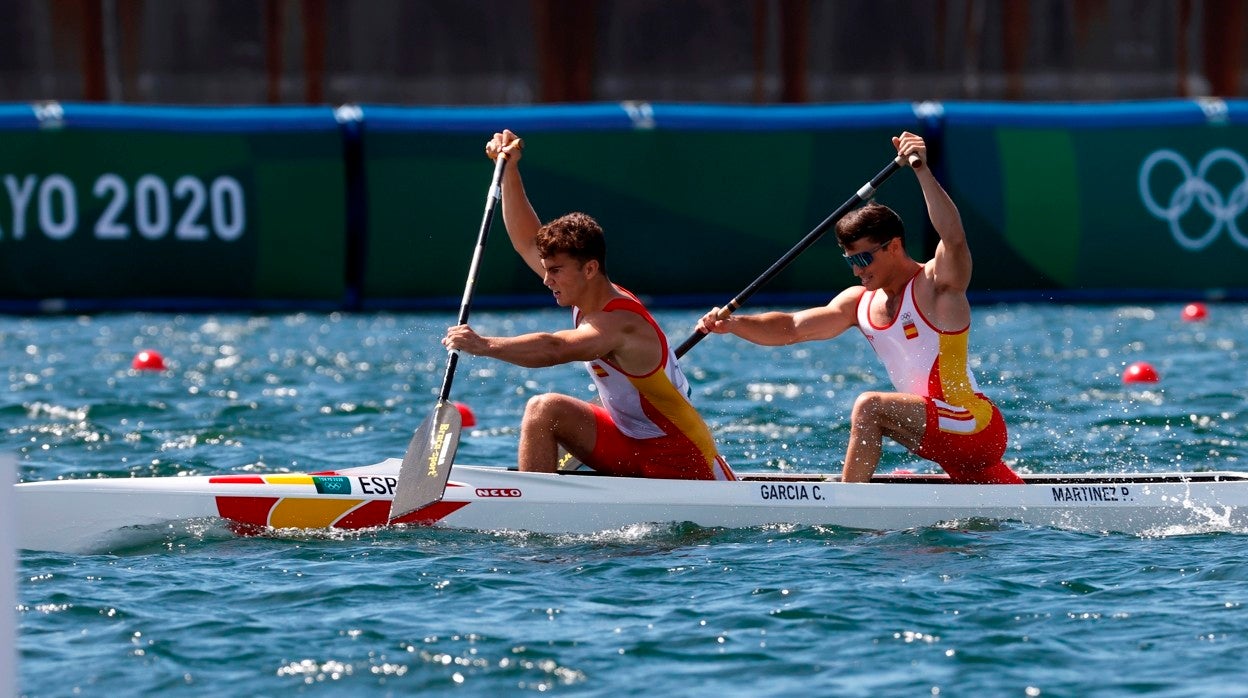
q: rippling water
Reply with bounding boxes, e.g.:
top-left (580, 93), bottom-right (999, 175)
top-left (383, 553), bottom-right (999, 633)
top-left (7, 303), bottom-right (1248, 696)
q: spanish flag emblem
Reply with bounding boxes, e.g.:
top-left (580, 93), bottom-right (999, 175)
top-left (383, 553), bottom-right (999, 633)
top-left (590, 363), bottom-right (609, 377)
top-left (903, 321), bottom-right (919, 340)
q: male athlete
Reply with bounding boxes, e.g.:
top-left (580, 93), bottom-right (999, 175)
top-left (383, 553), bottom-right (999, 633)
top-left (697, 132), bottom-right (1023, 484)
top-left (442, 130), bottom-right (734, 481)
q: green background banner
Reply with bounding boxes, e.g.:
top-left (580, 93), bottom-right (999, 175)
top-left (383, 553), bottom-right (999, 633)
top-left (359, 103), bottom-right (928, 305)
top-left (0, 105), bottom-right (347, 304)
top-left (1, 100), bottom-right (1245, 311)
top-left (940, 102), bottom-right (1248, 294)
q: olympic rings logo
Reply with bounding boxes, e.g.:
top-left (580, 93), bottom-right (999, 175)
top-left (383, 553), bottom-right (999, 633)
top-left (1138, 148), bottom-right (1248, 251)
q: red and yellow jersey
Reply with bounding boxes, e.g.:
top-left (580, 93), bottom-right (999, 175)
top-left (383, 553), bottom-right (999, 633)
top-left (574, 287), bottom-right (722, 464)
top-left (855, 272), bottom-right (995, 435)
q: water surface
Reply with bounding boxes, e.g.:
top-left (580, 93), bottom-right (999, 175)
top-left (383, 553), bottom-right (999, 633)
top-left (8, 303), bottom-right (1247, 696)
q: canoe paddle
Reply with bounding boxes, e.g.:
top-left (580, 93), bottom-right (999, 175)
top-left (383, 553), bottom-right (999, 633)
top-left (390, 152), bottom-right (510, 521)
top-left (556, 153), bottom-right (918, 472)
top-left (674, 152), bottom-right (918, 356)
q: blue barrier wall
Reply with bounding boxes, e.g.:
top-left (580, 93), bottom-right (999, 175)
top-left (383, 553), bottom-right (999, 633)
top-left (0, 99), bottom-right (1245, 312)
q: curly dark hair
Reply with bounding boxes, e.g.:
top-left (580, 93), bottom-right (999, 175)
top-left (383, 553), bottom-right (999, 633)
top-left (835, 201), bottom-right (905, 247)
top-left (535, 212), bottom-right (608, 273)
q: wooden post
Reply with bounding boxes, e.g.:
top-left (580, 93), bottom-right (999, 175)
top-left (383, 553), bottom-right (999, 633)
top-left (1001, 0), bottom-right (1028, 100)
top-left (1202, 0), bottom-right (1245, 96)
top-left (778, 0), bottom-right (808, 103)
top-left (265, 0), bottom-right (284, 103)
top-left (961, 0), bottom-right (984, 97)
top-left (80, 0), bottom-right (107, 101)
top-left (752, 0), bottom-right (768, 103)
top-left (532, 0), bottom-right (596, 102)
top-left (1176, 0), bottom-right (1191, 96)
top-left (118, 0), bottom-right (142, 101)
top-left (302, 0), bottom-right (326, 104)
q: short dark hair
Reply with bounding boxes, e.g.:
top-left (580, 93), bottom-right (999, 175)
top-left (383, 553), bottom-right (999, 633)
top-left (835, 201), bottom-right (904, 247)
top-left (536, 212), bottom-right (608, 273)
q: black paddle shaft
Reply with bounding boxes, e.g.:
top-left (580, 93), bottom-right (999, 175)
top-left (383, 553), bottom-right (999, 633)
top-left (674, 154), bottom-right (913, 358)
top-left (437, 154), bottom-right (509, 401)
top-left (390, 154), bottom-right (509, 520)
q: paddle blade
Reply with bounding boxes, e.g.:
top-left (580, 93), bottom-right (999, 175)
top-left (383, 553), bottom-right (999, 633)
top-left (389, 401), bottom-right (463, 521)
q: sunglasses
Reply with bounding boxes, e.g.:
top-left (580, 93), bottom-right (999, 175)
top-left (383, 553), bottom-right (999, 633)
top-left (842, 239), bottom-right (892, 269)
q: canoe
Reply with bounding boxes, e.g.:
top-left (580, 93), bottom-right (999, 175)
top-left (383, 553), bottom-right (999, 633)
top-left (15, 459), bottom-right (1248, 553)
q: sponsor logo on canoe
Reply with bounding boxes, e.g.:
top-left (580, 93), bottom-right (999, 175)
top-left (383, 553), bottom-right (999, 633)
top-left (356, 475), bottom-right (398, 496)
top-left (1050, 485), bottom-right (1133, 503)
top-left (313, 476), bottom-right (352, 495)
top-left (475, 488), bottom-right (522, 498)
top-left (759, 483), bottom-right (823, 501)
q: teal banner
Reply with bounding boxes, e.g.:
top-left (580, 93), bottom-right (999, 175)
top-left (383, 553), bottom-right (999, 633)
top-left (940, 101), bottom-right (1248, 293)
top-left (2, 100), bottom-right (1246, 310)
top-left (358, 104), bottom-right (929, 305)
top-left (0, 104), bottom-right (347, 304)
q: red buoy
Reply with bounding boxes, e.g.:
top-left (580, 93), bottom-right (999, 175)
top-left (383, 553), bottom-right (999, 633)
top-left (1122, 361), bottom-right (1159, 384)
top-left (454, 402), bottom-right (477, 427)
top-left (131, 350), bottom-right (166, 371)
top-left (1181, 302), bottom-right (1208, 322)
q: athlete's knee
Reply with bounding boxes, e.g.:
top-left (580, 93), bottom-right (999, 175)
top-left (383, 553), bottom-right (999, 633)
top-left (850, 392), bottom-right (888, 423)
top-left (522, 393), bottom-right (561, 425)
top-left (523, 393), bottom-right (579, 427)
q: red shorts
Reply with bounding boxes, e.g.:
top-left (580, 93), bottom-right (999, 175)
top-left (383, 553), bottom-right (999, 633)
top-left (913, 399), bottom-right (1023, 484)
top-left (586, 405), bottom-right (735, 481)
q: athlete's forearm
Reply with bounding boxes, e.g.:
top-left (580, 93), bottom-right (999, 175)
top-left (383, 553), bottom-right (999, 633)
top-left (717, 312), bottom-right (803, 346)
top-left (472, 332), bottom-right (593, 368)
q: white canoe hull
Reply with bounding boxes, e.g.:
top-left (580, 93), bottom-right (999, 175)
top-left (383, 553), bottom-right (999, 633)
top-left (15, 459), bottom-right (1248, 553)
